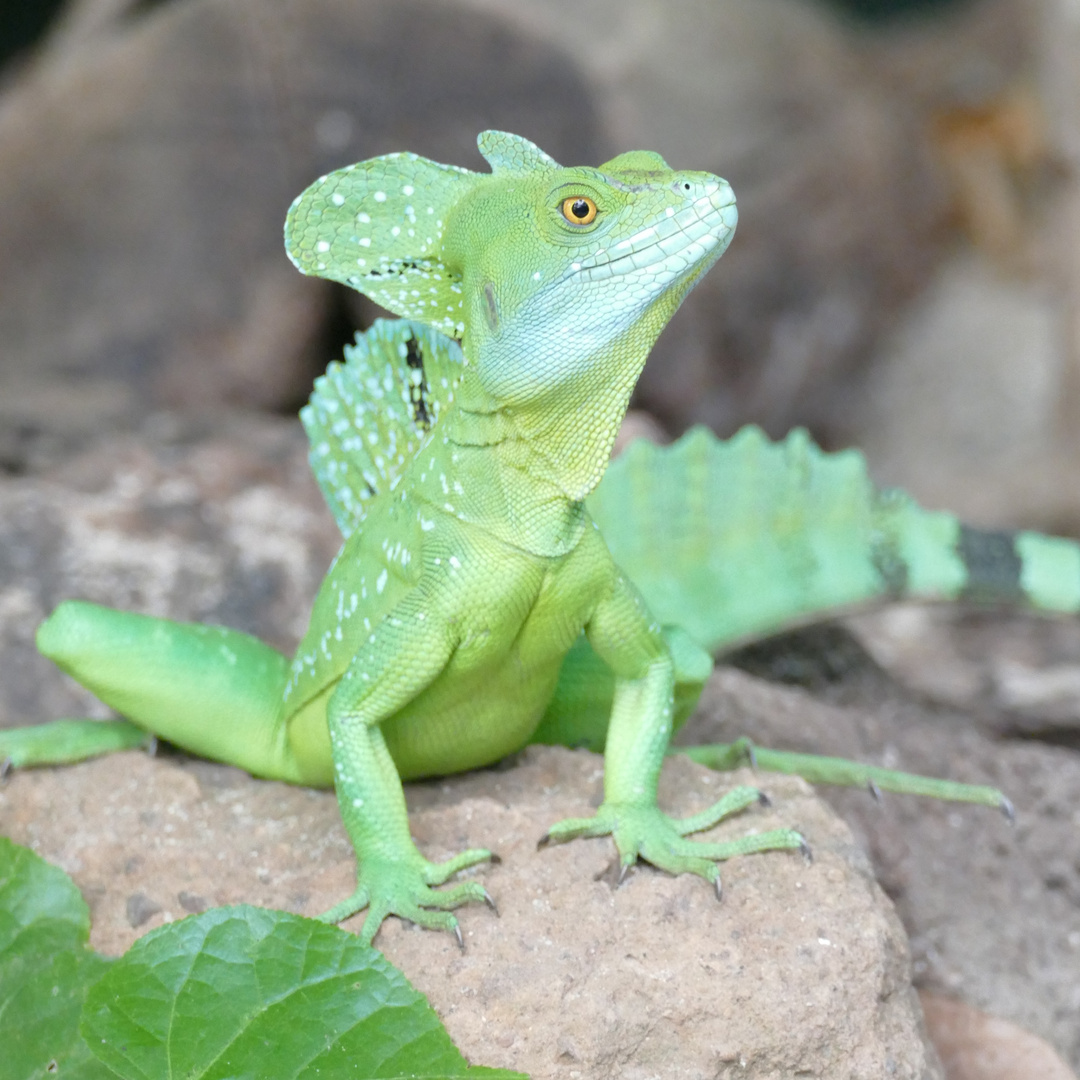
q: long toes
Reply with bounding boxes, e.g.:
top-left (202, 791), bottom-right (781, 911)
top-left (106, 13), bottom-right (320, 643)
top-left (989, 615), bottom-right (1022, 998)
top-left (358, 902), bottom-right (389, 945)
top-left (425, 847), bottom-right (494, 884)
top-left (418, 880), bottom-right (491, 911)
top-left (319, 886), bottom-right (370, 925)
top-left (638, 845), bottom-right (719, 883)
top-left (678, 827), bottom-right (805, 861)
top-left (398, 903), bottom-right (462, 939)
top-left (674, 785), bottom-right (764, 835)
top-left (540, 816), bottom-right (606, 848)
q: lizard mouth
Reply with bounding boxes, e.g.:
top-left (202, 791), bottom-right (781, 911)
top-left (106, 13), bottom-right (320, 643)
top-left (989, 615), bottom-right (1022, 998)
top-left (565, 184), bottom-right (736, 287)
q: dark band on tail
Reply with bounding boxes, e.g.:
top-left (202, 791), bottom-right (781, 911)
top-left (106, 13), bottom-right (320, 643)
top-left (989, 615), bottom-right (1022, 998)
top-left (957, 525), bottom-right (1024, 604)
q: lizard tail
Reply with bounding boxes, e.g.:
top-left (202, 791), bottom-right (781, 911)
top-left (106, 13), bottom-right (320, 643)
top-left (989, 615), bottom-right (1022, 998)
top-left (586, 425), bottom-right (1080, 653)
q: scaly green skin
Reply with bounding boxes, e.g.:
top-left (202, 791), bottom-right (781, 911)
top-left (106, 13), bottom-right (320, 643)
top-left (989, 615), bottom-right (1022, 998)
top-left (7, 131), bottom-right (1080, 943)
top-left (12, 133), bottom-right (801, 943)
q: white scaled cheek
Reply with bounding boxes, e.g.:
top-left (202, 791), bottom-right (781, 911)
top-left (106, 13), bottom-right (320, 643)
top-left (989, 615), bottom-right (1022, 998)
top-left (475, 278), bottom-right (643, 402)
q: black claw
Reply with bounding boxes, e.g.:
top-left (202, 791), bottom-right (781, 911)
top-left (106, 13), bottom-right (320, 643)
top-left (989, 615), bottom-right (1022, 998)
top-left (757, 790), bottom-right (771, 808)
top-left (867, 780), bottom-right (883, 804)
top-left (714, 875), bottom-right (723, 902)
top-left (0, 757), bottom-right (11, 780)
top-left (536, 834), bottom-right (552, 851)
top-left (482, 888), bottom-right (499, 916)
top-left (146, 735), bottom-right (158, 758)
top-left (453, 923), bottom-right (465, 951)
top-left (798, 838), bottom-right (813, 864)
top-left (747, 744), bottom-right (758, 770)
top-left (999, 796), bottom-right (1016, 826)
top-left (617, 862), bottom-right (631, 886)
top-left (488, 852), bottom-right (502, 864)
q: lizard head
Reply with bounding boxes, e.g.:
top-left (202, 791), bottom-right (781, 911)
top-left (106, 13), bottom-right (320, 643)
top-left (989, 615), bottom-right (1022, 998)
top-left (443, 133), bottom-right (737, 406)
top-left (284, 131), bottom-right (736, 410)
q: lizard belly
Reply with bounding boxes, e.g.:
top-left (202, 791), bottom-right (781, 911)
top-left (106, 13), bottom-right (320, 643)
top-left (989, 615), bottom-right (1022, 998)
top-left (383, 526), bottom-right (613, 780)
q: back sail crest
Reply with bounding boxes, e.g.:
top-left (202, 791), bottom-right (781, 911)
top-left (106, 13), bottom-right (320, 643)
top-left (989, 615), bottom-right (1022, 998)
top-left (302, 319), bottom-right (464, 538)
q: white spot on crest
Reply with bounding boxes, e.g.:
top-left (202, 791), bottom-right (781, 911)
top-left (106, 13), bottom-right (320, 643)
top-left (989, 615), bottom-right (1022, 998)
top-left (374, 191), bottom-right (387, 202)
top-left (331, 192), bottom-right (346, 207)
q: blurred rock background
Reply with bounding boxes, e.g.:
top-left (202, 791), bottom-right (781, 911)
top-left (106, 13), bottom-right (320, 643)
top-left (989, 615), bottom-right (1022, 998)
top-left (2, 0), bottom-right (1078, 531)
top-left (2, 0), bottom-right (1079, 1076)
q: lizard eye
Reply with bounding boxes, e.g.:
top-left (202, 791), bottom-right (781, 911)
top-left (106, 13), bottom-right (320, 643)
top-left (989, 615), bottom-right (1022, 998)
top-left (561, 196), bottom-right (597, 225)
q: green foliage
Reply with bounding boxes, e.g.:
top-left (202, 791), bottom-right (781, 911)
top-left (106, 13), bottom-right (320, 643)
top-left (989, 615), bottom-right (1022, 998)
top-left (0, 837), bottom-right (115, 1079)
top-left (0, 840), bottom-right (526, 1080)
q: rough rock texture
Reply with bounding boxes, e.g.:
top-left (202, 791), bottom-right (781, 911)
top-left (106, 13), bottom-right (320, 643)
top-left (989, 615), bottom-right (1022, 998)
top-left (697, 631), bottom-right (1080, 1071)
top-left (0, 747), bottom-right (943, 1080)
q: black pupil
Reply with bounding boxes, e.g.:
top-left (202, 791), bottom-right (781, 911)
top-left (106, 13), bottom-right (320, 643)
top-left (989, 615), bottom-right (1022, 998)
top-left (571, 199), bottom-right (590, 218)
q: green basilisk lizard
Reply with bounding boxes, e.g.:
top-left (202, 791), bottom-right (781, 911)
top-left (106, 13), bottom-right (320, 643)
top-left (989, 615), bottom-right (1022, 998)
top-left (5, 132), bottom-right (1080, 946)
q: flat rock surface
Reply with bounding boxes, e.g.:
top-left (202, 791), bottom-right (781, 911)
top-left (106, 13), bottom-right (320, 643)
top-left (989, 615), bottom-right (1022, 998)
top-left (0, 746), bottom-right (941, 1080)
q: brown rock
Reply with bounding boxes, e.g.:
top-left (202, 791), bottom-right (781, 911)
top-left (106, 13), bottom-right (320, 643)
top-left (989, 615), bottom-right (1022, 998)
top-left (683, 645), bottom-right (1080, 1070)
top-left (0, 746), bottom-right (943, 1079)
top-left (920, 992), bottom-right (1078, 1080)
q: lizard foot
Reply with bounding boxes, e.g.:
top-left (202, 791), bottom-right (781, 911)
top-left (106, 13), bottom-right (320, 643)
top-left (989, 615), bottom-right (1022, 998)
top-left (541, 789), bottom-right (804, 894)
top-left (320, 847), bottom-right (496, 946)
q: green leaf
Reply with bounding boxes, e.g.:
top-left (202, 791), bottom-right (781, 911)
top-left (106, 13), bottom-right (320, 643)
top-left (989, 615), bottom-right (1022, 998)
top-left (0, 837), bottom-right (117, 1079)
top-left (81, 905), bottom-right (527, 1080)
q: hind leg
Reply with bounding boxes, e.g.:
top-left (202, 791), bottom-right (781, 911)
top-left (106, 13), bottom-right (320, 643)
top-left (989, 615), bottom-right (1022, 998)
top-left (3, 600), bottom-right (323, 785)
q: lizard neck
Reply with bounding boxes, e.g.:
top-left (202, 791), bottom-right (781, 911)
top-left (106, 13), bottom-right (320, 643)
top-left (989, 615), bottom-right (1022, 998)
top-left (451, 319), bottom-right (655, 503)
top-left (410, 319), bottom-right (661, 556)
top-left (412, 394), bottom-right (588, 558)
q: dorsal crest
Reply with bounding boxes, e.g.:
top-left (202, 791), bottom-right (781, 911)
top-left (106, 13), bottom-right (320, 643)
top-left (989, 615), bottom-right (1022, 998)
top-left (477, 130), bottom-right (560, 174)
top-left (302, 320), bottom-right (465, 537)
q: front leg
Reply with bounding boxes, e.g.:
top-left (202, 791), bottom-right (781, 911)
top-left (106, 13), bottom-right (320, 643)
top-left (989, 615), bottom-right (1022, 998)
top-left (543, 571), bottom-right (804, 892)
top-left (322, 596), bottom-right (493, 945)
